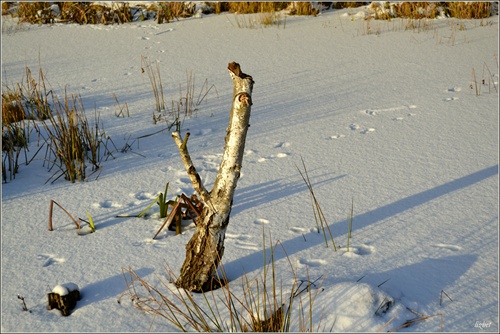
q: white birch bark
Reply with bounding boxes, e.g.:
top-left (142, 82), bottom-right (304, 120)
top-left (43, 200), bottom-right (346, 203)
top-left (172, 62), bottom-right (254, 291)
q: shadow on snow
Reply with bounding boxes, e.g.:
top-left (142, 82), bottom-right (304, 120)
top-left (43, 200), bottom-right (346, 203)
top-left (223, 164), bottom-right (498, 293)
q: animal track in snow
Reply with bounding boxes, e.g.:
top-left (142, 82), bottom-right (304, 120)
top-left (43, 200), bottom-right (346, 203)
top-left (257, 153), bottom-right (290, 163)
top-left (128, 192), bottom-right (157, 206)
top-left (256, 142), bottom-right (292, 162)
top-left (37, 254), bottom-right (65, 267)
top-left (289, 226), bottom-right (309, 233)
top-left (349, 123), bottom-right (361, 130)
top-left (226, 233), bottom-right (252, 241)
top-left (443, 97), bottom-right (459, 102)
top-left (447, 87), bottom-right (462, 92)
top-left (328, 134), bottom-right (346, 140)
top-left (245, 149), bottom-right (257, 156)
top-left (299, 258), bottom-right (327, 267)
top-left (131, 192), bottom-right (156, 200)
top-left (362, 105), bottom-right (417, 116)
top-left (432, 243), bottom-right (462, 252)
top-left (342, 244), bottom-right (375, 257)
top-left (234, 240), bottom-right (260, 251)
top-left (254, 218), bottom-right (270, 225)
top-left (360, 128), bottom-right (376, 134)
top-left (93, 200), bottom-right (123, 209)
top-left (227, 233), bottom-right (259, 250)
top-left (274, 142), bottom-right (290, 149)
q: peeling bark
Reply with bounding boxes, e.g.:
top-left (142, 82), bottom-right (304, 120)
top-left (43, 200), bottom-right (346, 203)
top-left (172, 62), bottom-right (254, 292)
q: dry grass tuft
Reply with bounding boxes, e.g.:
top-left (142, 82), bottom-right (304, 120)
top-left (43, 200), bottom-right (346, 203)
top-left (42, 91), bottom-right (108, 183)
top-left (2, 63), bottom-right (116, 183)
top-left (5, 2), bottom-right (494, 26)
top-left (2, 65), bottom-right (50, 182)
top-left (446, 2), bottom-right (492, 19)
top-left (119, 231), bottom-right (328, 332)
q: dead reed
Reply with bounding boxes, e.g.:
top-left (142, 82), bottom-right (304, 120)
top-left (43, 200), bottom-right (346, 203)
top-left (296, 156), bottom-right (338, 251)
top-left (2, 65), bottom-right (50, 182)
top-left (446, 2), bottom-right (492, 19)
top-left (6, 2), bottom-right (494, 26)
top-left (42, 90), bottom-right (109, 183)
top-left (119, 230), bottom-right (328, 332)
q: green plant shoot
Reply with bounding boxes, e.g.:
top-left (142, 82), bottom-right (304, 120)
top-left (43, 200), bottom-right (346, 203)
top-left (137, 182), bottom-right (170, 218)
top-left (86, 210), bottom-right (96, 233)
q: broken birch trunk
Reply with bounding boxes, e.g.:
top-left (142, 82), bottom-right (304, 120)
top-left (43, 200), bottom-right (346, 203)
top-left (171, 62), bottom-right (254, 292)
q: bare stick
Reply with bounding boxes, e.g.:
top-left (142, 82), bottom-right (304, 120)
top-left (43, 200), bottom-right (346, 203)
top-left (172, 132), bottom-right (212, 205)
top-left (49, 200), bottom-right (80, 231)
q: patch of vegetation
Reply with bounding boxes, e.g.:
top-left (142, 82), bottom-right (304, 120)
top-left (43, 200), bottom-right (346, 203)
top-left (3, 2), bottom-right (495, 27)
top-left (2, 64), bottom-right (117, 183)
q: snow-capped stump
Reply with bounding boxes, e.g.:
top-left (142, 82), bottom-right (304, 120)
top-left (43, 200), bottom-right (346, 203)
top-left (47, 283), bottom-right (80, 316)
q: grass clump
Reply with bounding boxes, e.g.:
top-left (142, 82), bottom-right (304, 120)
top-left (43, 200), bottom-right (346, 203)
top-left (4, 2), bottom-right (495, 25)
top-left (446, 2), bottom-right (492, 19)
top-left (2, 63), bottom-right (120, 183)
top-left (2, 65), bottom-right (51, 182)
top-left (42, 91), bottom-right (109, 183)
top-left (141, 56), bottom-right (218, 130)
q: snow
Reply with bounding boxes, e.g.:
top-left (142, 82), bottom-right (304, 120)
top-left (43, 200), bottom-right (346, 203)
top-left (51, 283), bottom-right (78, 296)
top-left (1, 5), bottom-right (499, 332)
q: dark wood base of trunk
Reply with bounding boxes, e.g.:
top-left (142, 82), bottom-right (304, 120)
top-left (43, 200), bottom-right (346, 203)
top-left (47, 290), bottom-right (80, 316)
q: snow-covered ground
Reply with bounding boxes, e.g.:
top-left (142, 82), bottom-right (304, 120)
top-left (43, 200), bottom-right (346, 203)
top-left (1, 5), bottom-right (498, 332)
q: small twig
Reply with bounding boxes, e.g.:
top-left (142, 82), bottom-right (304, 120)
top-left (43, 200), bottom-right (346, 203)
top-left (440, 289), bottom-right (453, 306)
top-left (389, 313), bottom-right (443, 332)
top-left (377, 278), bottom-right (391, 287)
top-left (471, 68), bottom-right (479, 95)
top-left (17, 295), bottom-right (30, 312)
top-left (377, 315), bottom-right (396, 332)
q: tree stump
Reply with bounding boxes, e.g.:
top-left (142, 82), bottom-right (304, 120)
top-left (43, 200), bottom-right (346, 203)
top-left (47, 283), bottom-right (81, 316)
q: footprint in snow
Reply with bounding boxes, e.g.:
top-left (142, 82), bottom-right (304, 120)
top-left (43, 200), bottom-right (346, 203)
top-left (289, 226), bottom-right (309, 233)
top-left (342, 244), bottom-right (375, 257)
top-left (37, 254), bottom-right (65, 267)
top-left (349, 123), bottom-right (360, 130)
top-left (432, 243), bottom-right (462, 252)
top-left (254, 218), bottom-right (270, 225)
top-left (447, 87), bottom-right (462, 92)
top-left (130, 191), bottom-right (156, 201)
top-left (443, 97), bottom-right (459, 102)
top-left (257, 153), bottom-right (290, 162)
top-left (363, 105), bottom-right (417, 116)
top-left (274, 142), bottom-right (290, 149)
top-left (360, 128), bottom-right (376, 134)
top-left (299, 258), bottom-right (327, 267)
top-left (328, 134), bottom-right (346, 140)
top-left (234, 240), bottom-right (260, 251)
top-left (226, 233), bottom-right (259, 250)
top-left (93, 200), bottom-right (123, 209)
top-left (245, 149), bottom-right (258, 156)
